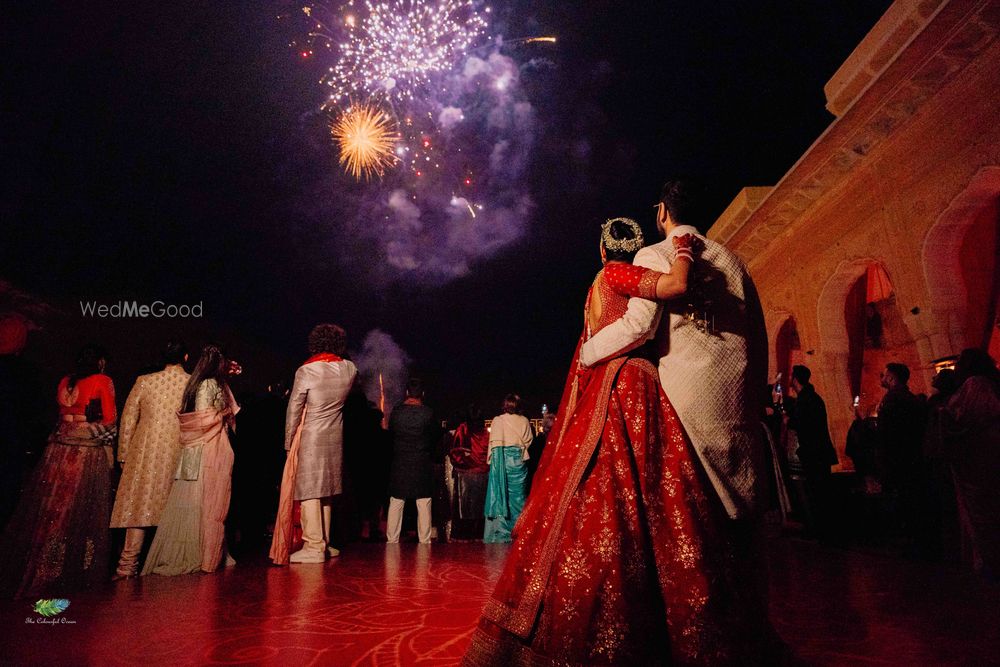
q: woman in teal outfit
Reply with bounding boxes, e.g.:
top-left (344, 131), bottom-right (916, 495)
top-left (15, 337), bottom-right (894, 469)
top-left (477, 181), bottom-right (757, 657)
top-left (484, 394), bottom-right (534, 543)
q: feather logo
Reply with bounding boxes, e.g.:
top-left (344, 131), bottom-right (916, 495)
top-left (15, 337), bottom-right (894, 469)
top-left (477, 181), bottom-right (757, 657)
top-left (32, 599), bottom-right (70, 617)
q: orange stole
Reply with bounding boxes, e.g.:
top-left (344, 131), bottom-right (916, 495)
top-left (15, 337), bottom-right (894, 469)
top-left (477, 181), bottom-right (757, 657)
top-left (269, 409), bottom-right (306, 565)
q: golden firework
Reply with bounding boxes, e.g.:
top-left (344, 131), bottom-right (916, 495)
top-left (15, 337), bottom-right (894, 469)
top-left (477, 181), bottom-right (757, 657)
top-left (331, 104), bottom-right (399, 180)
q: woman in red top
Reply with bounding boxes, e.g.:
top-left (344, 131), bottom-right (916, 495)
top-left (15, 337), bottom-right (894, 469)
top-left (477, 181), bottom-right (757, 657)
top-left (449, 405), bottom-right (491, 541)
top-left (0, 344), bottom-right (117, 598)
top-left (463, 219), bottom-right (761, 665)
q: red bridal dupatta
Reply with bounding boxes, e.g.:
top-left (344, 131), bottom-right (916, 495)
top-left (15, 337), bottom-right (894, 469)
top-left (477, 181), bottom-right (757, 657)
top-left (475, 335), bottom-right (630, 635)
top-left (177, 388), bottom-right (239, 573)
top-left (269, 352), bottom-right (343, 565)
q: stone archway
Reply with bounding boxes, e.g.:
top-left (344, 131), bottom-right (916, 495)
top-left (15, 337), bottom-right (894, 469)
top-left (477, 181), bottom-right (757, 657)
top-left (816, 259), bottom-right (924, 459)
top-left (922, 166), bottom-right (1000, 359)
top-left (772, 313), bottom-right (803, 392)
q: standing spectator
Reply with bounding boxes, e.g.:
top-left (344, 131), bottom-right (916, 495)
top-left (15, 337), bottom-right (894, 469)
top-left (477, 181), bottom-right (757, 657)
top-left (760, 390), bottom-right (793, 527)
top-left (109, 340), bottom-right (190, 579)
top-left (846, 416), bottom-right (880, 491)
top-left (343, 388), bottom-right (389, 542)
top-left (449, 406), bottom-right (489, 541)
top-left (432, 419), bottom-right (456, 542)
top-left (920, 368), bottom-right (961, 561)
top-left (786, 365), bottom-right (838, 540)
top-left (142, 344), bottom-right (240, 576)
top-left (484, 393), bottom-right (533, 543)
top-left (526, 412), bottom-right (555, 491)
top-left (0, 344), bottom-right (117, 597)
top-left (876, 363), bottom-right (927, 543)
top-left (939, 349), bottom-right (1000, 578)
top-left (386, 379), bottom-right (438, 544)
top-left (270, 324), bottom-right (356, 564)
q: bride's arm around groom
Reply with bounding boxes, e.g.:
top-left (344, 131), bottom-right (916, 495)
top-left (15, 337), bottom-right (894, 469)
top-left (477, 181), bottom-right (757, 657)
top-left (579, 241), bottom-right (668, 368)
top-left (579, 183), bottom-right (769, 522)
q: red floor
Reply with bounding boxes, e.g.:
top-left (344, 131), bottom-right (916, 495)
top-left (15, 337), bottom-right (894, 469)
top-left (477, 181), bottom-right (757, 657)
top-left (1, 539), bottom-right (998, 666)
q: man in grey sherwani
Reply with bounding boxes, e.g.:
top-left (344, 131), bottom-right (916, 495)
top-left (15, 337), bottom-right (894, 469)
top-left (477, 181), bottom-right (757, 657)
top-left (285, 324), bottom-right (357, 563)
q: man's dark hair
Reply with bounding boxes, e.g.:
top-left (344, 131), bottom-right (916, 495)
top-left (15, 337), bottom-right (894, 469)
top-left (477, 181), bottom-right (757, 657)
top-left (791, 365), bottom-right (811, 385)
top-left (886, 363), bottom-right (910, 385)
top-left (602, 219), bottom-right (643, 263)
top-left (308, 324), bottom-right (347, 356)
top-left (931, 368), bottom-right (958, 395)
top-left (161, 339), bottom-right (187, 366)
top-left (405, 378), bottom-right (424, 399)
top-left (659, 179), bottom-right (709, 228)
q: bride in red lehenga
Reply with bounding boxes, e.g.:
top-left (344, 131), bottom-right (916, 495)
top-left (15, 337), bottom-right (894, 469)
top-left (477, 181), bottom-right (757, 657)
top-left (463, 219), bottom-right (762, 666)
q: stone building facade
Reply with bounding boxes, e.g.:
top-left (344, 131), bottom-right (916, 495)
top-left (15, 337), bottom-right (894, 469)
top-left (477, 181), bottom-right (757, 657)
top-left (708, 0), bottom-right (1000, 466)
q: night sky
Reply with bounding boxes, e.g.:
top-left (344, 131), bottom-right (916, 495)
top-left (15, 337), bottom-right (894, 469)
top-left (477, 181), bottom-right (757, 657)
top-left (1, 1), bottom-right (891, 416)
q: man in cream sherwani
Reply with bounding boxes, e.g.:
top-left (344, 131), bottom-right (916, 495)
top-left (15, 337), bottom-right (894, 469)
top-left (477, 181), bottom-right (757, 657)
top-left (580, 182), bottom-right (778, 650)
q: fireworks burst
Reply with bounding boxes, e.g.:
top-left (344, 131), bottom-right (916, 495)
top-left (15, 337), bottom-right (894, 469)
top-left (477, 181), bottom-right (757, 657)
top-left (331, 103), bottom-right (400, 180)
top-left (316, 0), bottom-right (488, 103)
top-left (283, 3), bottom-right (555, 279)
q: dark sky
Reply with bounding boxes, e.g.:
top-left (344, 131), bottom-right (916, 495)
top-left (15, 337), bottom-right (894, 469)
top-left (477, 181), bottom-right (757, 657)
top-left (1, 0), bottom-right (891, 416)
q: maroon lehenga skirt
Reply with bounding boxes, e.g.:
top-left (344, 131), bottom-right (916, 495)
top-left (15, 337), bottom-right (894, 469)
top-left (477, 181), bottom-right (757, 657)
top-left (0, 422), bottom-right (115, 598)
top-left (463, 357), bottom-right (762, 666)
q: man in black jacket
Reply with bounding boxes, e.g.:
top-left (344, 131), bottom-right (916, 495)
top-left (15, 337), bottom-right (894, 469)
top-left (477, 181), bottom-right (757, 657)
top-left (787, 365), bottom-right (839, 539)
top-left (386, 379), bottom-right (440, 544)
top-left (875, 363), bottom-right (927, 544)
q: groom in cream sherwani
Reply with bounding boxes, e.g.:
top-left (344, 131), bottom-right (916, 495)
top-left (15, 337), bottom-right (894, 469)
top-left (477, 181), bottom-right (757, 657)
top-left (580, 179), bottom-right (769, 521)
top-left (580, 181), bottom-right (776, 649)
top-left (581, 179), bottom-right (779, 650)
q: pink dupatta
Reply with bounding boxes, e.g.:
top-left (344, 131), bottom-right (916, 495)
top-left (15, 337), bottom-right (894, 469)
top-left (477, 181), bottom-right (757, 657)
top-left (177, 391), bottom-right (238, 573)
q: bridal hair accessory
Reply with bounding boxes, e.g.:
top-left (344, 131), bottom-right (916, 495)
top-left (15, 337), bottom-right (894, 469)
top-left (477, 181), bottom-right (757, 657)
top-left (601, 217), bottom-right (644, 254)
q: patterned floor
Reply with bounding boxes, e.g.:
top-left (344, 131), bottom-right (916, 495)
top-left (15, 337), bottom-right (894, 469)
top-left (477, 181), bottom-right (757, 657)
top-left (1, 539), bottom-right (998, 666)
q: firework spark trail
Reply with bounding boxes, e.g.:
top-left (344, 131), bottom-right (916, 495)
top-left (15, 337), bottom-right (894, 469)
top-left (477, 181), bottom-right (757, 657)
top-left (353, 330), bottom-right (410, 421)
top-left (331, 103), bottom-right (400, 179)
top-left (322, 0), bottom-right (488, 104)
top-left (502, 36), bottom-right (557, 46)
top-left (379, 372), bottom-right (387, 427)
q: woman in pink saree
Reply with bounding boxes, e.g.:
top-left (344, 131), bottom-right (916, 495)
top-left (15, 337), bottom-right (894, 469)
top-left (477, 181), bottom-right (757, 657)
top-left (142, 344), bottom-right (239, 576)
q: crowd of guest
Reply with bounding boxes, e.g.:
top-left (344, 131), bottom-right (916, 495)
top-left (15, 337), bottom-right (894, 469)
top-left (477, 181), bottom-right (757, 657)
top-left (0, 323), bottom-right (557, 599)
top-left (763, 351), bottom-right (1000, 579)
top-left (2, 317), bottom-right (996, 600)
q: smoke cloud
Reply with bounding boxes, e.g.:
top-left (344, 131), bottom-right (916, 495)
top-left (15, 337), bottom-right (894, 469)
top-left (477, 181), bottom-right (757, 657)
top-left (351, 329), bottom-right (412, 419)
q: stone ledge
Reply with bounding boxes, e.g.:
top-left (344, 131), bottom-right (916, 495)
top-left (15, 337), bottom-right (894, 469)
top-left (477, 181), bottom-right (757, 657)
top-left (723, 0), bottom-right (1000, 263)
top-left (708, 186), bottom-right (772, 244)
top-left (825, 0), bottom-right (945, 116)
